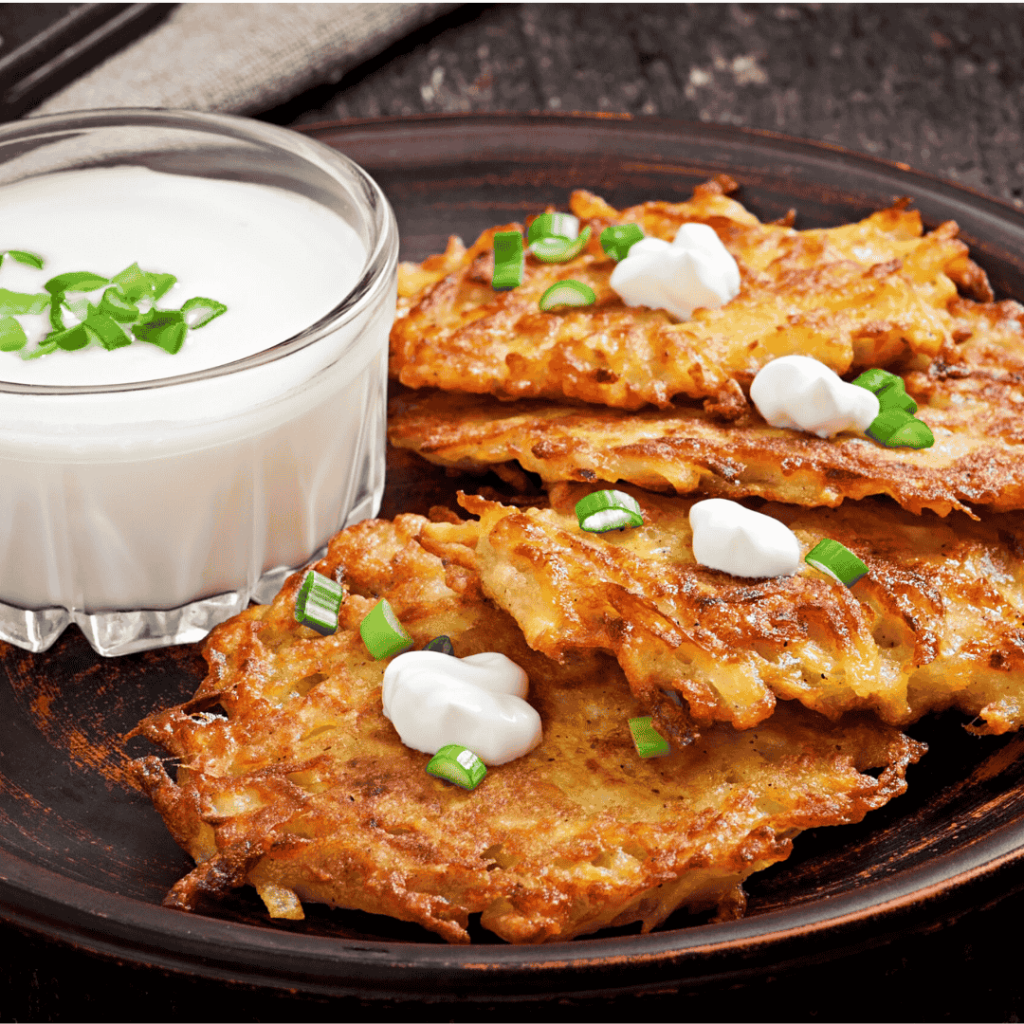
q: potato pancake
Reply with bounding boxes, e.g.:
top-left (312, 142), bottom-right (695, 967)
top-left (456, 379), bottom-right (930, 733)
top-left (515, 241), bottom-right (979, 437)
top-left (131, 515), bottom-right (922, 944)
top-left (422, 486), bottom-right (1024, 744)
top-left (388, 300), bottom-right (1024, 518)
top-left (390, 177), bottom-right (984, 410)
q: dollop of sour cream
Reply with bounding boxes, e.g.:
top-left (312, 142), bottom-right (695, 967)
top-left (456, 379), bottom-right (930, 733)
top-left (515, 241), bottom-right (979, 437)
top-left (609, 222), bottom-right (740, 320)
top-left (689, 498), bottom-right (801, 578)
top-left (381, 650), bottom-right (542, 766)
top-left (750, 355), bottom-right (880, 438)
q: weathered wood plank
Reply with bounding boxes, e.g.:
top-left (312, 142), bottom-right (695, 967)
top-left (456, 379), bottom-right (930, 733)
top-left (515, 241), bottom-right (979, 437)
top-left (276, 3), bottom-right (1024, 209)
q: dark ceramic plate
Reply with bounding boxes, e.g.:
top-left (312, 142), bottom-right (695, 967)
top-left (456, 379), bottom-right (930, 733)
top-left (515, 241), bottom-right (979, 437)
top-left (3, 113), bottom-right (1024, 1005)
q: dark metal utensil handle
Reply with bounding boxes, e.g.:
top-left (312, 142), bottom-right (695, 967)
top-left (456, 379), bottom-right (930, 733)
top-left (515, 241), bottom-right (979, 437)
top-left (0, 4), bottom-right (175, 122)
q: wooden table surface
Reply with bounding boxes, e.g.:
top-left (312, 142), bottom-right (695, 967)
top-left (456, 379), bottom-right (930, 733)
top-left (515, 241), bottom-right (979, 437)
top-left (268, 3), bottom-right (1024, 211)
top-left (3, 4), bottom-right (1024, 1020)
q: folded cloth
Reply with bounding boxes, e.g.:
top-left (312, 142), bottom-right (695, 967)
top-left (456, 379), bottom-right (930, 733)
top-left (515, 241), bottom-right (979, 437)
top-left (30, 3), bottom-right (458, 117)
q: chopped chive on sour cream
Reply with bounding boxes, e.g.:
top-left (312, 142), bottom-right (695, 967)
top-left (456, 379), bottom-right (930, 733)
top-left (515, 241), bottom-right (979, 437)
top-left (0, 249), bottom-right (44, 270)
top-left (0, 166), bottom-right (367, 388)
top-left (852, 367), bottom-right (933, 446)
top-left (0, 251), bottom-right (227, 362)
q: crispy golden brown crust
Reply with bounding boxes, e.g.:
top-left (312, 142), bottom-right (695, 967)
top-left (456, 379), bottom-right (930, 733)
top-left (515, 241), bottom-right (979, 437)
top-left (132, 179), bottom-right (1020, 945)
top-left (388, 300), bottom-right (1024, 518)
top-left (422, 487), bottom-right (1024, 740)
top-left (390, 179), bottom-right (982, 410)
top-left (130, 515), bottom-right (922, 944)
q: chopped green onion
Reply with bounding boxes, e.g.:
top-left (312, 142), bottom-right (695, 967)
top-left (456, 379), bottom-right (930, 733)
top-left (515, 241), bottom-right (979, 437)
top-left (492, 231), bottom-right (524, 290)
top-left (531, 226), bottom-right (592, 264)
top-left (1, 250), bottom-right (44, 270)
top-left (424, 635), bottom-right (456, 656)
top-left (64, 294), bottom-right (91, 323)
top-left (84, 311), bottom-right (133, 351)
top-left (48, 296), bottom-right (69, 333)
top-left (132, 310), bottom-right (187, 354)
top-left (539, 279), bottom-right (596, 312)
top-left (527, 212), bottom-right (580, 245)
top-left (851, 368), bottom-right (918, 415)
top-left (885, 416), bottom-right (934, 449)
top-left (181, 296), bottom-right (228, 329)
top-left (851, 368), bottom-right (901, 394)
top-left (866, 409), bottom-right (934, 449)
top-left (875, 379), bottom-right (918, 415)
top-left (98, 286), bottom-right (139, 323)
top-left (0, 288), bottom-right (48, 316)
top-left (600, 223), bottom-right (645, 261)
top-left (628, 716), bottom-right (671, 758)
top-left (804, 538), bottom-right (869, 586)
top-left (148, 272), bottom-right (176, 301)
top-left (360, 598), bottom-right (414, 659)
top-left (2, 254), bottom-right (225, 361)
top-left (44, 271), bottom-right (108, 296)
top-left (111, 263), bottom-right (149, 300)
top-left (47, 292), bottom-right (93, 334)
top-left (0, 316), bottom-right (27, 352)
top-left (575, 489), bottom-right (644, 532)
top-left (48, 323), bottom-right (95, 352)
top-left (110, 263), bottom-right (176, 303)
top-left (866, 408), bottom-right (911, 444)
top-left (295, 569), bottom-right (345, 636)
top-left (22, 341), bottom-right (58, 361)
top-left (426, 743), bottom-right (488, 790)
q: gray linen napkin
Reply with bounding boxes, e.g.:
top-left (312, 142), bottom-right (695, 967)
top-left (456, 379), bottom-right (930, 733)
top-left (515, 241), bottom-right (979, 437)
top-left (30, 3), bottom-right (457, 117)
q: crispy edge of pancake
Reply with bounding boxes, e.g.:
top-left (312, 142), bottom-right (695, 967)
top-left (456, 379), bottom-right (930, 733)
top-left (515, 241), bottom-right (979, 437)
top-left (421, 488), bottom-right (1024, 741)
top-left (390, 180), bottom-right (982, 410)
top-left (387, 303), bottom-right (1024, 519)
top-left (129, 514), bottom-right (923, 944)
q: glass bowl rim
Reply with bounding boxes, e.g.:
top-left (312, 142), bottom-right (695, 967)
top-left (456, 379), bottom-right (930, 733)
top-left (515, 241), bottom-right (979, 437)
top-left (0, 107), bottom-right (398, 397)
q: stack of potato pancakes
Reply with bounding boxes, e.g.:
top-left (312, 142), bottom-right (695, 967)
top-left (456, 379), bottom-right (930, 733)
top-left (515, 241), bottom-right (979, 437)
top-left (133, 176), bottom-right (1024, 945)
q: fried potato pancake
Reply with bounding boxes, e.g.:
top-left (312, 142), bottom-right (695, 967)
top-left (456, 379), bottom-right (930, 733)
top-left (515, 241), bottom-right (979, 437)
top-left (422, 487), bottom-right (1024, 744)
top-left (388, 302), bottom-right (1024, 518)
top-left (130, 515), bottom-right (922, 944)
top-left (390, 177), bottom-right (985, 410)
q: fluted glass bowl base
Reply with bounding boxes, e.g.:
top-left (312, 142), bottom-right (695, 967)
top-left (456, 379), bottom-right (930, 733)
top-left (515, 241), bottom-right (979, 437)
top-left (1, 548), bottom-right (318, 658)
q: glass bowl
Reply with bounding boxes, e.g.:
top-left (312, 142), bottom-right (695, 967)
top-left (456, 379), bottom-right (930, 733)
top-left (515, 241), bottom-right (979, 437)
top-left (0, 109), bottom-right (398, 656)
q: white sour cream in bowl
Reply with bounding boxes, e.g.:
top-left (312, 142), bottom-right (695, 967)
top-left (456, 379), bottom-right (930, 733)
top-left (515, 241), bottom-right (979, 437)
top-left (0, 110), bottom-right (398, 657)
